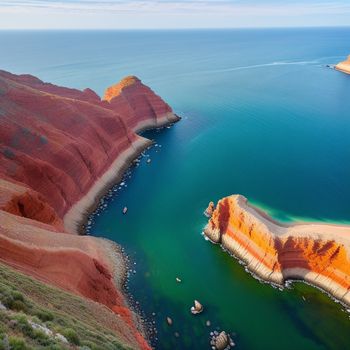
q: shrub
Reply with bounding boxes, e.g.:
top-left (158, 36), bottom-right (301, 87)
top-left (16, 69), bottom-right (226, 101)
top-left (11, 291), bottom-right (24, 302)
top-left (13, 314), bottom-right (27, 324)
top-left (33, 329), bottom-right (47, 340)
top-left (35, 310), bottom-right (54, 322)
top-left (46, 345), bottom-right (64, 350)
top-left (81, 340), bottom-right (96, 350)
top-left (32, 329), bottom-right (51, 346)
top-left (62, 328), bottom-right (80, 345)
top-left (0, 335), bottom-right (9, 350)
top-left (2, 291), bottom-right (28, 313)
top-left (0, 334), bottom-right (10, 350)
top-left (12, 315), bottom-right (33, 338)
top-left (8, 336), bottom-right (28, 350)
top-left (56, 318), bottom-right (66, 327)
top-left (1, 293), bottom-right (13, 309)
top-left (10, 300), bottom-right (27, 313)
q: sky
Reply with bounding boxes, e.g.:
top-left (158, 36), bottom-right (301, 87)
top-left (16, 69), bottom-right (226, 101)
top-left (0, 0), bottom-right (349, 29)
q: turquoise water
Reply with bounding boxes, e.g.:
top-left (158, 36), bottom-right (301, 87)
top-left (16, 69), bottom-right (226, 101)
top-left (1, 28), bottom-right (350, 349)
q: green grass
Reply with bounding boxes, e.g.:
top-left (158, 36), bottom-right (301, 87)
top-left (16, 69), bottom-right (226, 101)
top-left (0, 263), bottom-right (134, 350)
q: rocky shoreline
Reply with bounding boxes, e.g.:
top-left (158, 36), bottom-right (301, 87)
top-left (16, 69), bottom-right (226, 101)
top-left (63, 112), bottom-right (180, 238)
top-left (73, 119), bottom-right (180, 345)
top-left (63, 113), bottom-right (180, 347)
top-left (204, 195), bottom-right (350, 307)
top-left (97, 236), bottom-right (153, 343)
top-left (63, 137), bottom-right (152, 234)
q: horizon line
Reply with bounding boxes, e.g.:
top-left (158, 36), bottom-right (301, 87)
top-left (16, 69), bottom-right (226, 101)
top-left (1, 25), bottom-right (350, 31)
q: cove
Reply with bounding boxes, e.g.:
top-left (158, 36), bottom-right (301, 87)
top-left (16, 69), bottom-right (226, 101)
top-left (88, 124), bottom-right (350, 350)
top-left (1, 28), bottom-right (350, 349)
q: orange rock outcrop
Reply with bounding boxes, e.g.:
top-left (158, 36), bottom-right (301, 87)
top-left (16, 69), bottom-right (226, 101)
top-left (0, 69), bottom-right (180, 349)
top-left (204, 195), bottom-right (350, 305)
top-left (335, 55), bottom-right (350, 75)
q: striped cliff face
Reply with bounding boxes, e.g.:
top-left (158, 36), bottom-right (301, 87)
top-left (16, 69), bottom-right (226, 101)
top-left (204, 195), bottom-right (350, 305)
top-left (0, 70), bottom-right (182, 350)
top-left (102, 75), bottom-right (180, 133)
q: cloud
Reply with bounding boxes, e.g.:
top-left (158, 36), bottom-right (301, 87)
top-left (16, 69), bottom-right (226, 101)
top-left (0, 0), bottom-right (349, 28)
top-left (1, 0), bottom-right (350, 15)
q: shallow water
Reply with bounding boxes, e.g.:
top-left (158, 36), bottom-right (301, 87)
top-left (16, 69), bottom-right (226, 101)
top-left (1, 28), bottom-right (350, 349)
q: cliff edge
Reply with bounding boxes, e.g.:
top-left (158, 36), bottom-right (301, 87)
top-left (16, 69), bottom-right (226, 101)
top-left (102, 75), bottom-right (179, 132)
top-left (0, 70), bottom-right (180, 349)
top-left (204, 195), bottom-right (350, 306)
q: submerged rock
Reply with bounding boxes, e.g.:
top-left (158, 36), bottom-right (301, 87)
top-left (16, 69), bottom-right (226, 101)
top-left (215, 331), bottom-right (229, 350)
top-left (190, 300), bottom-right (203, 314)
top-left (210, 331), bottom-right (234, 350)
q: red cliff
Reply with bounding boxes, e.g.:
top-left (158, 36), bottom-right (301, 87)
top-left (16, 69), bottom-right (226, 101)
top-left (102, 75), bottom-right (179, 132)
top-left (0, 70), bottom-right (179, 349)
top-left (205, 195), bottom-right (350, 306)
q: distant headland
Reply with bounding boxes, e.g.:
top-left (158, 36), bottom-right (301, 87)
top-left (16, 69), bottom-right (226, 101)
top-left (335, 55), bottom-right (350, 74)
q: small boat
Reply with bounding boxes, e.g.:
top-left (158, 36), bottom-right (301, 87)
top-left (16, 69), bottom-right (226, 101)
top-left (190, 300), bottom-right (203, 314)
top-left (122, 207), bottom-right (128, 214)
top-left (176, 277), bottom-right (182, 283)
top-left (166, 317), bottom-right (173, 326)
top-left (147, 158), bottom-right (151, 164)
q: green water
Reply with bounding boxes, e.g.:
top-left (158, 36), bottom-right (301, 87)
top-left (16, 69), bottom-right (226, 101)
top-left (1, 28), bottom-right (350, 349)
top-left (86, 29), bottom-right (350, 349)
top-left (88, 126), bottom-right (350, 350)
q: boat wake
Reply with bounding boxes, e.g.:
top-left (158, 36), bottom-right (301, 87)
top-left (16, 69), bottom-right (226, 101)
top-left (177, 56), bottom-right (345, 78)
top-left (204, 60), bottom-right (320, 74)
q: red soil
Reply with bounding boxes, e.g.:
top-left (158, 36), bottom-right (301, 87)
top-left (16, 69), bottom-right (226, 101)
top-left (0, 70), bottom-right (177, 349)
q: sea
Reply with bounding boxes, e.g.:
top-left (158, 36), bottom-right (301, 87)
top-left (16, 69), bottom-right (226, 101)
top-left (1, 28), bottom-right (350, 349)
